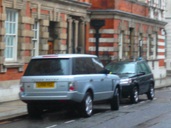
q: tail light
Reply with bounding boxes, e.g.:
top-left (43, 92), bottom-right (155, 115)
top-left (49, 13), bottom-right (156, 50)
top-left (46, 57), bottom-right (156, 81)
top-left (20, 82), bottom-right (24, 92)
top-left (68, 82), bottom-right (75, 91)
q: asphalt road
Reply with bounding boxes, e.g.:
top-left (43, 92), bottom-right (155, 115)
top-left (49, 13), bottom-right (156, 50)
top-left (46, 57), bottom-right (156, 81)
top-left (1, 87), bottom-right (171, 128)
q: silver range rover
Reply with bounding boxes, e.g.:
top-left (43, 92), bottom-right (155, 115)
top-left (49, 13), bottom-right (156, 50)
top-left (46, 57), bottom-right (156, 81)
top-left (19, 54), bottom-right (120, 117)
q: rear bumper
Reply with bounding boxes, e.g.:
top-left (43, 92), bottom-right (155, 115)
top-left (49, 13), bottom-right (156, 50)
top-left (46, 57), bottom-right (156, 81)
top-left (19, 91), bottom-right (84, 103)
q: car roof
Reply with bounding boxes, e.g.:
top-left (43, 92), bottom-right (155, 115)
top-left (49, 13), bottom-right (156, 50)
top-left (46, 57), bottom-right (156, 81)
top-left (31, 54), bottom-right (97, 59)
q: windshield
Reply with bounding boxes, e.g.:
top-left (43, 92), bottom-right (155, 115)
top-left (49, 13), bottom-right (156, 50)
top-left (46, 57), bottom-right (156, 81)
top-left (106, 62), bottom-right (136, 74)
top-left (24, 58), bottom-right (70, 76)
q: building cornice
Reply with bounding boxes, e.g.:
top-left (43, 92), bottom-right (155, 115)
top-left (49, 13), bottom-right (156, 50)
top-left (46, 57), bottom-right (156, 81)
top-left (89, 9), bottom-right (167, 26)
top-left (44, 0), bottom-right (91, 9)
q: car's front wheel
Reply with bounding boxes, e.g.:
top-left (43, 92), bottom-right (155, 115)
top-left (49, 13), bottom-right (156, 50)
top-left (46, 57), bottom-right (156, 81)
top-left (110, 87), bottom-right (120, 110)
top-left (80, 92), bottom-right (93, 117)
top-left (147, 84), bottom-right (155, 100)
top-left (130, 86), bottom-right (139, 103)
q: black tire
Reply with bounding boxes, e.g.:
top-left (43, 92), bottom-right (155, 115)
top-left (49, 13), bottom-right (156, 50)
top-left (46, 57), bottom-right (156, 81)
top-left (27, 104), bottom-right (42, 117)
top-left (110, 87), bottom-right (120, 110)
top-left (147, 84), bottom-right (155, 100)
top-left (80, 92), bottom-right (93, 117)
top-left (130, 86), bottom-right (139, 104)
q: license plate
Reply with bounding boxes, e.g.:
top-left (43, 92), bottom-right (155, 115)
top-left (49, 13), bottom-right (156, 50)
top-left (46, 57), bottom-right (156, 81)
top-left (36, 82), bottom-right (55, 88)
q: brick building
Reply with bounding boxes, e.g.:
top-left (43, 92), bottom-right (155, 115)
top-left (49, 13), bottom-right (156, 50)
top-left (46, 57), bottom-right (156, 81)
top-left (0, 0), bottom-right (167, 102)
top-left (0, 0), bottom-right (91, 102)
top-left (89, 0), bottom-right (167, 78)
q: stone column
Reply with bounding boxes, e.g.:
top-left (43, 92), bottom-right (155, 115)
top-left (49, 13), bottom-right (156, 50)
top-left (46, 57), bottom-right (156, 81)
top-left (80, 21), bottom-right (85, 53)
top-left (74, 20), bottom-right (79, 53)
top-left (68, 18), bottom-right (73, 53)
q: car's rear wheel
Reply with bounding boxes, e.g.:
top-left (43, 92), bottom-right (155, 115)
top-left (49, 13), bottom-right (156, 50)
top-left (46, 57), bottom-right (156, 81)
top-left (147, 84), bottom-right (155, 100)
top-left (110, 87), bottom-right (120, 110)
top-left (27, 104), bottom-right (42, 117)
top-left (130, 86), bottom-right (139, 103)
top-left (80, 92), bottom-right (93, 117)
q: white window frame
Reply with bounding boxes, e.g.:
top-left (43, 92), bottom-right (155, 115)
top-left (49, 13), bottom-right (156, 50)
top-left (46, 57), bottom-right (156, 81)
top-left (119, 32), bottom-right (123, 60)
top-left (152, 33), bottom-right (158, 59)
top-left (5, 9), bottom-right (18, 62)
top-left (147, 34), bottom-right (152, 59)
top-left (32, 21), bottom-right (39, 56)
top-left (138, 34), bottom-right (143, 57)
top-left (150, 8), bottom-right (154, 18)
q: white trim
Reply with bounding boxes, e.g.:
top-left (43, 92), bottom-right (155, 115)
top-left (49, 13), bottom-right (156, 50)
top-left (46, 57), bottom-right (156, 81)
top-left (90, 29), bottom-right (115, 34)
top-left (32, 21), bottom-right (40, 56)
top-left (158, 42), bottom-right (165, 46)
top-left (158, 49), bottom-right (165, 52)
top-left (89, 38), bottom-right (115, 43)
top-left (89, 46), bottom-right (114, 51)
top-left (158, 35), bottom-right (165, 39)
top-left (119, 32), bottom-right (123, 60)
top-left (157, 55), bottom-right (165, 59)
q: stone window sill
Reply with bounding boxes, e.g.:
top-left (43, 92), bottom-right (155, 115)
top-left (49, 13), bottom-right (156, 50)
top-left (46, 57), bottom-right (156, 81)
top-left (0, 62), bottom-right (24, 73)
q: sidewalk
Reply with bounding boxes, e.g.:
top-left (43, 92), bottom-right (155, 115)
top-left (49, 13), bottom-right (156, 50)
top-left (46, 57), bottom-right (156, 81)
top-left (0, 77), bottom-right (170, 121)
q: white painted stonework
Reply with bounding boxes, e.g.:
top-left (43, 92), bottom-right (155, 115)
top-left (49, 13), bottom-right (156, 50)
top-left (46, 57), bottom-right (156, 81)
top-left (89, 38), bottom-right (115, 43)
top-left (89, 46), bottom-right (115, 51)
top-left (0, 80), bottom-right (20, 102)
top-left (148, 61), bottom-right (166, 79)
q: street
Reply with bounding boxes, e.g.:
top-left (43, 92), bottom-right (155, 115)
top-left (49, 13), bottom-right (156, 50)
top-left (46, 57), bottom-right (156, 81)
top-left (1, 87), bottom-right (171, 128)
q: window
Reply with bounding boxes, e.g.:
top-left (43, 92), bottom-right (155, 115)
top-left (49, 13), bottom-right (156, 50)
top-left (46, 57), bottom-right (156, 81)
top-left (84, 58), bottom-right (96, 74)
top-left (32, 21), bottom-right (39, 56)
top-left (152, 33), bottom-right (158, 59)
top-left (158, 0), bottom-right (161, 8)
top-left (24, 58), bottom-right (69, 76)
top-left (5, 9), bottom-right (18, 61)
top-left (92, 58), bottom-right (104, 73)
top-left (138, 34), bottom-right (143, 57)
top-left (139, 62), bottom-right (151, 74)
top-left (73, 58), bottom-right (87, 75)
top-left (147, 35), bottom-right (153, 59)
top-left (150, 8), bottom-right (154, 18)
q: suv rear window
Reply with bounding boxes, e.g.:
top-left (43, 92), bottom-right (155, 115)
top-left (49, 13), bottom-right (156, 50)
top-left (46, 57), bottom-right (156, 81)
top-left (24, 58), bottom-right (69, 76)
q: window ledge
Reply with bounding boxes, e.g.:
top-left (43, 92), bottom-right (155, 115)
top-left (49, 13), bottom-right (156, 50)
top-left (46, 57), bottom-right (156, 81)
top-left (0, 62), bottom-right (24, 73)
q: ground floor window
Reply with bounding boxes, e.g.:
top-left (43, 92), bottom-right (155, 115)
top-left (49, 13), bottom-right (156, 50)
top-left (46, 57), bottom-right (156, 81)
top-left (5, 9), bottom-right (18, 61)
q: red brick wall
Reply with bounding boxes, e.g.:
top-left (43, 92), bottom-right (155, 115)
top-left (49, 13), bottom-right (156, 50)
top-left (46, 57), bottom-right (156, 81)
top-left (91, 0), bottom-right (149, 17)
top-left (91, 0), bottom-right (114, 9)
top-left (0, 65), bottom-right (28, 81)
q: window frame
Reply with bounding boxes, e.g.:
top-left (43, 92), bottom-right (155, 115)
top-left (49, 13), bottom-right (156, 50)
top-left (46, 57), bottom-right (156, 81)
top-left (119, 31), bottom-right (123, 60)
top-left (32, 21), bottom-right (40, 56)
top-left (4, 8), bottom-right (18, 62)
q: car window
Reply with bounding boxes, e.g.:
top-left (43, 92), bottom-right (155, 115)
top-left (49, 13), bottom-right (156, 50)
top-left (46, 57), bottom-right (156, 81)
top-left (106, 62), bottom-right (136, 74)
top-left (24, 58), bottom-right (69, 76)
top-left (140, 62), bottom-right (151, 74)
top-left (73, 58), bottom-right (88, 75)
top-left (137, 63), bottom-right (144, 73)
top-left (84, 58), bottom-right (96, 74)
top-left (92, 58), bottom-right (104, 73)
